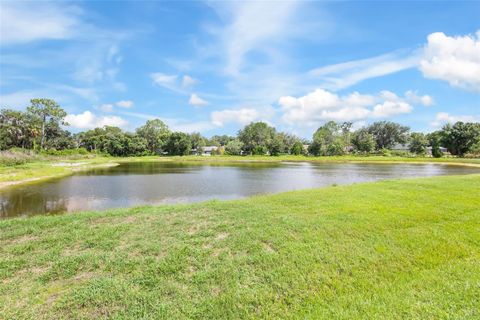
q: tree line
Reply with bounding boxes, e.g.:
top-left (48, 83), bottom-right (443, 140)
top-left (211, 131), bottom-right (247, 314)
top-left (1, 99), bottom-right (480, 157)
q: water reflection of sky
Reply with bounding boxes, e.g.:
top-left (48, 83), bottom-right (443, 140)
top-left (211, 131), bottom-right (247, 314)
top-left (1, 162), bottom-right (478, 218)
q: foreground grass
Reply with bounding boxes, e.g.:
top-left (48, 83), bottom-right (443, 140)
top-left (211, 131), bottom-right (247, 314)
top-left (1, 175), bottom-right (479, 319)
top-left (1, 154), bottom-right (480, 189)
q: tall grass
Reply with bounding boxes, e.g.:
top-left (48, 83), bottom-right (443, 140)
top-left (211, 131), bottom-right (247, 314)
top-left (0, 148), bottom-right (40, 166)
top-left (0, 148), bottom-right (95, 166)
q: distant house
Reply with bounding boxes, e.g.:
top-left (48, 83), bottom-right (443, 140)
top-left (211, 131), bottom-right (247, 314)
top-left (391, 143), bottom-right (448, 155)
top-left (191, 146), bottom-right (219, 156)
top-left (202, 146), bottom-right (218, 156)
top-left (425, 146), bottom-right (448, 156)
top-left (390, 143), bottom-right (410, 152)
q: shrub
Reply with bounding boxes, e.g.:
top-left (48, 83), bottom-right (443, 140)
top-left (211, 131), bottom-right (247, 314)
top-left (290, 141), bottom-right (304, 155)
top-left (326, 142), bottom-right (345, 156)
top-left (0, 149), bottom-right (39, 166)
top-left (380, 148), bottom-right (392, 157)
top-left (43, 148), bottom-right (90, 156)
top-left (225, 140), bottom-right (243, 155)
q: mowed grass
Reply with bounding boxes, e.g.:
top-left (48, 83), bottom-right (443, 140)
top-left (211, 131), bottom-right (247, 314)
top-left (1, 175), bottom-right (479, 319)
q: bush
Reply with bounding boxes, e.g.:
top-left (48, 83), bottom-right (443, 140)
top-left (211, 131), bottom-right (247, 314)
top-left (252, 145), bottom-right (268, 155)
top-left (225, 140), bottom-right (243, 155)
top-left (0, 149), bottom-right (39, 166)
top-left (42, 148), bottom-right (90, 156)
top-left (431, 145), bottom-right (443, 158)
top-left (380, 148), bottom-right (392, 157)
top-left (326, 142), bottom-right (345, 156)
top-left (290, 141), bottom-right (304, 155)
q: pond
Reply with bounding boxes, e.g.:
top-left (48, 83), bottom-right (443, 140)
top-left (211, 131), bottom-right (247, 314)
top-left (1, 161), bottom-right (478, 218)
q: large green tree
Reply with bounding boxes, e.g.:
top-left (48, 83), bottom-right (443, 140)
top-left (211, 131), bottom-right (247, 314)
top-left (189, 133), bottom-right (206, 154)
top-left (309, 121), bottom-right (346, 156)
top-left (409, 132), bottom-right (428, 155)
top-left (290, 141), bottom-right (304, 155)
top-left (351, 128), bottom-right (375, 153)
top-left (164, 132), bottom-right (192, 156)
top-left (208, 135), bottom-right (235, 146)
top-left (136, 119), bottom-right (170, 154)
top-left (0, 109), bottom-right (41, 150)
top-left (276, 132), bottom-right (301, 154)
top-left (26, 99), bottom-right (67, 150)
top-left (440, 122), bottom-right (480, 156)
top-left (44, 120), bottom-right (76, 150)
top-left (76, 127), bottom-right (106, 152)
top-left (427, 131), bottom-right (444, 158)
top-left (101, 126), bottom-right (129, 156)
top-left (0, 109), bottom-right (28, 149)
top-left (366, 121), bottom-right (410, 150)
top-left (238, 122), bottom-right (276, 155)
top-left (225, 139), bottom-right (244, 155)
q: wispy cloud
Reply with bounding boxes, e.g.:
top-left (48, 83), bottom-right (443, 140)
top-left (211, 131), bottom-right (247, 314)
top-left (150, 73), bottom-right (183, 93)
top-left (309, 50), bottom-right (421, 91)
top-left (0, 90), bottom-right (63, 109)
top-left (116, 100), bottom-right (134, 108)
top-left (207, 1), bottom-right (302, 76)
top-left (0, 1), bottom-right (82, 45)
top-left (98, 100), bottom-right (133, 113)
top-left (0, 83), bottom-right (99, 109)
top-left (189, 94), bottom-right (208, 107)
top-left (182, 75), bottom-right (198, 87)
top-left (73, 44), bottom-right (125, 91)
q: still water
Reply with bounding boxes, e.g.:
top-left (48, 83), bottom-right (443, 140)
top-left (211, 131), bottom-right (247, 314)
top-left (1, 161), bottom-right (478, 218)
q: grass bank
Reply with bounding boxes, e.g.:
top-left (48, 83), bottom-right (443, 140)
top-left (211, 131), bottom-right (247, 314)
top-left (1, 174), bottom-right (479, 319)
top-left (1, 154), bottom-right (480, 190)
top-left (0, 157), bottom-right (118, 189)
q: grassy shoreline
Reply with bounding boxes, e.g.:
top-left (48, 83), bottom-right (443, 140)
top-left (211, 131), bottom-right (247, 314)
top-left (1, 154), bottom-right (480, 190)
top-left (1, 174), bottom-right (479, 318)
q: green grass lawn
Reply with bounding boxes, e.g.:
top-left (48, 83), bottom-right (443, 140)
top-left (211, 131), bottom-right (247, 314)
top-left (1, 174), bottom-right (479, 319)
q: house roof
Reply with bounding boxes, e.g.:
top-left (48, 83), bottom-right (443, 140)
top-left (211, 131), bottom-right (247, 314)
top-left (391, 143), bottom-right (410, 150)
top-left (203, 146), bottom-right (218, 151)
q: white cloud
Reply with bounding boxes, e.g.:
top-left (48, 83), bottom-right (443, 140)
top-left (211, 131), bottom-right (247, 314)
top-left (0, 2), bottom-right (81, 45)
top-left (99, 104), bottom-right (114, 113)
top-left (97, 100), bottom-right (133, 113)
top-left (189, 94), bottom-right (208, 107)
top-left (182, 75), bottom-right (198, 87)
top-left (420, 31), bottom-right (480, 91)
top-left (371, 91), bottom-right (413, 117)
top-left (150, 72), bottom-right (181, 92)
top-left (405, 90), bottom-right (434, 106)
top-left (431, 112), bottom-right (480, 127)
top-left (115, 100), bottom-right (134, 108)
top-left (279, 89), bottom-right (420, 125)
top-left (211, 108), bottom-right (263, 126)
top-left (372, 101), bottom-right (413, 118)
top-left (65, 111), bottom-right (128, 129)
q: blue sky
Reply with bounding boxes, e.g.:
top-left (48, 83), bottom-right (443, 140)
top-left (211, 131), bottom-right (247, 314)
top-left (0, 1), bottom-right (479, 137)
